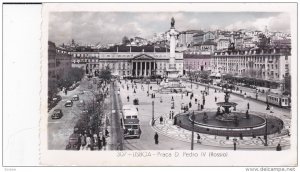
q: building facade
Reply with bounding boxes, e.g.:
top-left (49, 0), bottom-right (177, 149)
top-left (183, 53), bottom-right (212, 73)
top-left (211, 47), bottom-right (291, 84)
top-left (48, 41), bottom-right (72, 82)
top-left (70, 51), bottom-right (184, 77)
top-left (48, 41), bottom-right (57, 82)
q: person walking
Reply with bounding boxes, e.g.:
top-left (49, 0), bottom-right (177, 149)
top-left (197, 134), bottom-right (201, 144)
top-left (215, 96), bottom-right (217, 102)
top-left (169, 111), bottom-right (172, 119)
top-left (160, 116), bottom-right (163, 124)
top-left (171, 111), bottom-right (174, 119)
top-left (270, 106), bottom-right (274, 113)
top-left (154, 132), bottom-right (159, 144)
top-left (247, 102), bottom-right (250, 110)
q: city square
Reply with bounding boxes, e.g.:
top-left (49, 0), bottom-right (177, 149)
top-left (47, 13), bottom-right (292, 151)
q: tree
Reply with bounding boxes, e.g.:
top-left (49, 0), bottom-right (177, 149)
top-left (283, 75), bottom-right (291, 95)
top-left (122, 36), bottom-right (130, 45)
top-left (48, 80), bottom-right (58, 98)
top-left (99, 67), bottom-right (112, 81)
top-left (57, 67), bottom-right (85, 88)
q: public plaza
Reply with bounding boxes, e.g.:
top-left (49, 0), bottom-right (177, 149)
top-left (118, 79), bottom-right (291, 150)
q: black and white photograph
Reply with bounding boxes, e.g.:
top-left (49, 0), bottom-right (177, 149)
top-left (46, 8), bottom-right (293, 152)
top-left (2, 2), bottom-right (298, 167)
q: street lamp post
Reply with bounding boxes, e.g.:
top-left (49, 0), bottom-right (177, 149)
top-left (191, 111), bottom-right (195, 150)
top-left (264, 115), bottom-right (268, 146)
top-left (152, 100), bottom-right (155, 126)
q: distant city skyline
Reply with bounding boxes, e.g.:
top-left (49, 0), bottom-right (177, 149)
top-left (49, 12), bottom-right (290, 45)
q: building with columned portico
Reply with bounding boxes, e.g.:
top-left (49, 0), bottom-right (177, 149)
top-left (70, 45), bottom-right (184, 77)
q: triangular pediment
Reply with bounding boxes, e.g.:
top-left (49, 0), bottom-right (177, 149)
top-left (132, 54), bottom-right (155, 60)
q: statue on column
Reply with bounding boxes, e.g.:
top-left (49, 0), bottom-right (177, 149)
top-left (171, 17), bottom-right (175, 28)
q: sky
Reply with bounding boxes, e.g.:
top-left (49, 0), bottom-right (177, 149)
top-left (48, 12), bottom-right (290, 45)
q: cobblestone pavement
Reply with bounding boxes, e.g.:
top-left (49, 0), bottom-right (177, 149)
top-left (119, 80), bottom-right (291, 150)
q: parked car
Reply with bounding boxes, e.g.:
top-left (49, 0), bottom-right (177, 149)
top-left (65, 100), bottom-right (73, 107)
top-left (72, 94), bottom-right (79, 101)
top-left (51, 109), bottom-right (63, 119)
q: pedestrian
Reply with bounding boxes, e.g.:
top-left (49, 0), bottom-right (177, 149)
top-left (276, 144), bottom-right (282, 151)
top-left (169, 111), bottom-right (172, 119)
top-left (215, 89), bottom-right (217, 93)
top-left (172, 96), bottom-right (174, 101)
top-left (195, 98), bottom-right (197, 103)
top-left (160, 116), bottom-right (163, 124)
top-left (247, 102), bottom-right (250, 109)
top-left (197, 134), bottom-right (201, 144)
top-left (270, 106), bottom-right (274, 113)
top-left (154, 132), bottom-right (159, 144)
top-left (215, 96), bottom-right (217, 102)
top-left (189, 102), bottom-right (192, 108)
top-left (86, 136), bottom-right (91, 146)
top-left (171, 111), bottom-right (174, 119)
top-left (105, 129), bottom-right (109, 137)
top-left (233, 142), bottom-right (237, 151)
top-left (173, 116), bottom-right (177, 125)
top-left (102, 135), bottom-right (106, 148)
top-left (127, 96), bottom-right (130, 102)
top-left (80, 134), bottom-right (86, 146)
top-left (203, 99), bottom-right (206, 105)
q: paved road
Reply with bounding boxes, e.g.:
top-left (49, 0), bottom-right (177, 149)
top-left (48, 78), bottom-right (100, 150)
top-left (109, 82), bottom-right (124, 150)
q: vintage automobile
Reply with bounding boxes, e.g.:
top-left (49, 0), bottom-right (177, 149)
top-left (65, 100), bottom-right (73, 107)
top-left (51, 109), bottom-right (63, 119)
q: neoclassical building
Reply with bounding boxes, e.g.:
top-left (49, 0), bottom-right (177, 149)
top-left (70, 46), bottom-right (183, 77)
top-left (211, 46), bottom-right (291, 85)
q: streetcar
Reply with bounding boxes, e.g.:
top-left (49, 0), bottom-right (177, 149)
top-left (266, 93), bottom-right (290, 108)
top-left (121, 105), bottom-right (141, 139)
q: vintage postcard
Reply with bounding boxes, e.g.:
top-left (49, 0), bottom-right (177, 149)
top-left (40, 2), bottom-right (297, 166)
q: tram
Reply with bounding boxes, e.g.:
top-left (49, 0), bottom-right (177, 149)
top-left (266, 93), bottom-right (290, 108)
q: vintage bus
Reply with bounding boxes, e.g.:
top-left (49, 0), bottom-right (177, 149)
top-left (122, 105), bottom-right (138, 119)
top-left (121, 105), bottom-right (141, 139)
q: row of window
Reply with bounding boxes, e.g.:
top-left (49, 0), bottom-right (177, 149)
top-left (72, 53), bottom-right (180, 58)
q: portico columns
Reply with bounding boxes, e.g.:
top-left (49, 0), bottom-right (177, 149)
top-left (149, 62), bottom-right (152, 76)
top-left (144, 62), bottom-right (146, 77)
top-left (140, 61), bottom-right (142, 76)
